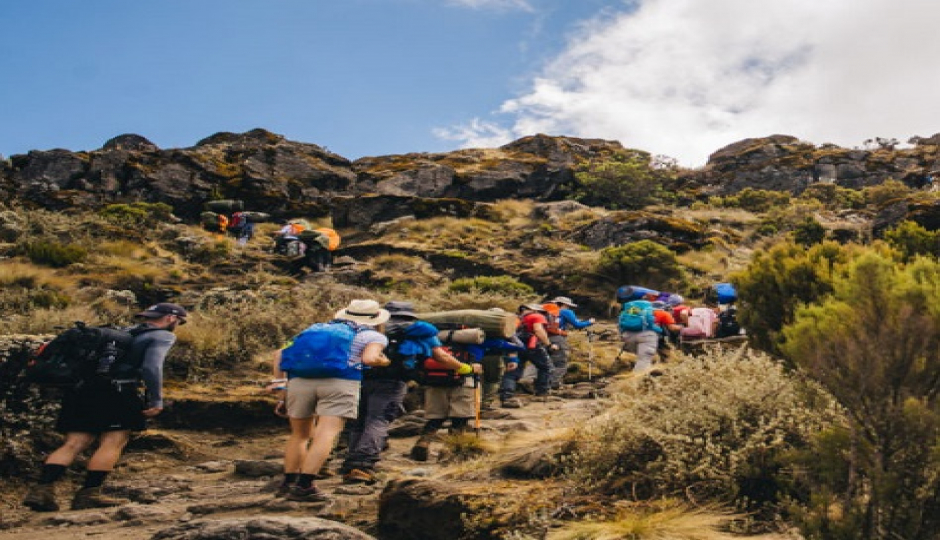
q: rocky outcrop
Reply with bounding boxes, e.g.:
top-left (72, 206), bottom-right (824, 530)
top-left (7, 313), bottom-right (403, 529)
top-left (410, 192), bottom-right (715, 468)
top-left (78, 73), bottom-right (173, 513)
top-left (699, 134), bottom-right (940, 195)
top-left (872, 198), bottom-right (940, 237)
top-left (571, 211), bottom-right (707, 252)
top-left (152, 517), bottom-right (376, 540)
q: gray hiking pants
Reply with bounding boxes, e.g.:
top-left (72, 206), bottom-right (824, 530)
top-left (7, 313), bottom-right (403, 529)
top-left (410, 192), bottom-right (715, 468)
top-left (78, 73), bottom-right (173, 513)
top-left (342, 378), bottom-right (407, 472)
top-left (547, 335), bottom-right (569, 388)
top-left (622, 330), bottom-right (659, 373)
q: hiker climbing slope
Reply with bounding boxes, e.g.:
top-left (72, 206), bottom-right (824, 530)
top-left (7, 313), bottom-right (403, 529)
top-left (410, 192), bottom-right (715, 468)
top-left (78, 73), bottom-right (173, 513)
top-left (544, 296), bottom-right (594, 389)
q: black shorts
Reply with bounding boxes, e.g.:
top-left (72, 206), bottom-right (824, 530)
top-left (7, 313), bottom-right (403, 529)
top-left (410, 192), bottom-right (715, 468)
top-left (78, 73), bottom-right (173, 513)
top-left (56, 380), bottom-right (147, 433)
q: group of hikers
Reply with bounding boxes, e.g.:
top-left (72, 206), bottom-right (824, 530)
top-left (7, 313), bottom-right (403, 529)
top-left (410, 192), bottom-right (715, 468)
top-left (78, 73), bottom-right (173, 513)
top-left (19, 281), bottom-right (740, 510)
top-left (201, 201), bottom-right (341, 274)
top-left (616, 283), bottom-right (742, 373)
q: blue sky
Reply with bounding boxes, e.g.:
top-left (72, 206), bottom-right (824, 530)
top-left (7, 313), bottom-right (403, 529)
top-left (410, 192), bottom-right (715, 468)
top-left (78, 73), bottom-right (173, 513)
top-left (3, 0), bottom-right (940, 166)
top-left (1, 0), bottom-right (618, 160)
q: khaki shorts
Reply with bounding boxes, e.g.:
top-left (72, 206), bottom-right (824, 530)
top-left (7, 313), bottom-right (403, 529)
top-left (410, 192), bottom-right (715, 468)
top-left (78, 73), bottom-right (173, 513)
top-left (286, 377), bottom-right (361, 420)
top-left (424, 384), bottom-right (477, 419)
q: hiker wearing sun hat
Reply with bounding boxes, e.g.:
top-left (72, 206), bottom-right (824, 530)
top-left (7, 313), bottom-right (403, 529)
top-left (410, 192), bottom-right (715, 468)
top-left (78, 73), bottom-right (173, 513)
top-left (544, 296), bottom-right (594, 390)
top-left (270, 299), bottom-right (392, 503)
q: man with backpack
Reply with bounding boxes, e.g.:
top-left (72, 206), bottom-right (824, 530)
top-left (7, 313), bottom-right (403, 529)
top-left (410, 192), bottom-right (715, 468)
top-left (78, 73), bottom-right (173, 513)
top-left (268, 299), bottom-right (394, 502)
top-left (498, 304), bottom-right (556, 407)
top-left (544, 296), bottom-right (594, 390)
top-left (22, 303), bottom-right (187, 512)
top-left (339, 301), bottom-right (468, 483)
top-left (618, 298), bottom-right (661, 374)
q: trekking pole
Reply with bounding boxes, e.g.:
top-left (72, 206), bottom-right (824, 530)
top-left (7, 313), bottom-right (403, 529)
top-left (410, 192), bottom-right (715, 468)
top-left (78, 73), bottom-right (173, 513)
top-left (586, 329), bottom-right (595, 382)
top-left (473, 376), bottom-right (482, 438)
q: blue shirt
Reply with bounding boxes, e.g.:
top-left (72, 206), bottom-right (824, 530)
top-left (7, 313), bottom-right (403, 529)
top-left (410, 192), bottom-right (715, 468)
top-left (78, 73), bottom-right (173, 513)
top-left (558, 307), bottom-right (593, 331)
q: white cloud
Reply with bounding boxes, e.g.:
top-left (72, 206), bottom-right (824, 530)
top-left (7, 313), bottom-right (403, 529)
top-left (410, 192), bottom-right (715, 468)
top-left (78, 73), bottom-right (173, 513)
top-left (445, 0), bottom-right (534, 12)
top-left (443, 0), bottom-right (940, 166)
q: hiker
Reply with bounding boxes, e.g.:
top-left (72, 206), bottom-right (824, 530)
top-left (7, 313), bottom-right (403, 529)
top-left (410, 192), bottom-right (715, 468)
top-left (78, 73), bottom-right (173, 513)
top-left (651, 301), bottom-right (682, 361)
top-left (479, 308), bottom-right (524, 410)
top-left (409, 340), bottom-right (485, 462)
top-left (498, 304), bottom-right (555, 407)
top-left (229, 211), bottom-right (255, 247)
top-left (274, 221), bottom-right (304, 256)
top-left (291, 229), bottom-right (332, 275)
top-left (544, 296), bottom-right (594, 390)
top-left (339, 301), bottom-right (468, 483)
top-left (268, 299), bottom-right (392, 502)
top-left (22, 303), bottom-right (187, 512)
top-left (619, 298), bottom-right (661, 374)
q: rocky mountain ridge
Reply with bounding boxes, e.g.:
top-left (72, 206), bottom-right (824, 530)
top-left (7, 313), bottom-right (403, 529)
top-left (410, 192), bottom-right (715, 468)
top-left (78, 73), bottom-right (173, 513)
top-left (4, 129), bottom-right (940, 229)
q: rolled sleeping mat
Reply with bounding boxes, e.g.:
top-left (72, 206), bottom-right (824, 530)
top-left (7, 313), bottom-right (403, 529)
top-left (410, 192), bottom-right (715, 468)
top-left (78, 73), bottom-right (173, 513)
top-left (241, 211), bottom-right (271, 222)
top-left (437, 327), bottom-right (486, 345)
top-left (200, 211), bottom-right (219, 227)
top-left (416, 309), bottom-right (519, 339)
top-left (616, 285), bottom-right (660, 304)
top-left (206, 199), bottom-right (244, 213)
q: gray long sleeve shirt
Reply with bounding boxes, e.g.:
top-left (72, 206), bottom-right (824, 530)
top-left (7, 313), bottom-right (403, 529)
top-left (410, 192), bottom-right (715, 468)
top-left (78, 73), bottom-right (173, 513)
top-left (127, 324), bottom-right (177, 409)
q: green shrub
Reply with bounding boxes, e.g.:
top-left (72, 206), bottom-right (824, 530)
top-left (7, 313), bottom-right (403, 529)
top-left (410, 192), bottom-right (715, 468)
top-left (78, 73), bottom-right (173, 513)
top-left (799, 183), bottom-right (865, 210)
top-left (98, 202), bottom-right (175, 227)
top-left (864, 178), bottom-right (913, 207)
top-left (568, 349), bottom-right (838, 512)
top-left (793, 216), bottom-right (827, 246)
top-left (448, 275), bottom-right (534, 296)
top-left (884, 221), bottom-right (940, 262)
top-left (21, 240), bottom-right (87, 267)
top-left (596, 240), bottom-right (685, 291)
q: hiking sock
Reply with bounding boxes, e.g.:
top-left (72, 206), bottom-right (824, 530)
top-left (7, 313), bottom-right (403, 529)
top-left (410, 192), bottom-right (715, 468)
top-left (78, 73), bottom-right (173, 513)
top-left (450, 417), bottom-right (469, 432)
top-left (283, 473), bottom-right (299, 486)
top-left (82, 470), bottom-right (110, 489)
top-left (37, 464), bottom-right (67, 485)
top-left (296, 473), bottom-right (316, 489)
top-left (422, 418), bottom-right (446, 435)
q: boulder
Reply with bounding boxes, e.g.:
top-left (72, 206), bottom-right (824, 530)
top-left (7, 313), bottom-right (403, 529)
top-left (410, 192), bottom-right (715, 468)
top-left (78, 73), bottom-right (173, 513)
top-left (572, 211), bottom-right (707, 251)
top-left (102, 134), bottom-right (159, 152)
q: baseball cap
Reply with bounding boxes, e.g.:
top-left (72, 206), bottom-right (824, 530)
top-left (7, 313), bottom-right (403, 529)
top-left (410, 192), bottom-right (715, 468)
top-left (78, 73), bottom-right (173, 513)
top-left (384, 301), bottom-right (418, 319)
top-left (137, 302), bottom-right (188, 324)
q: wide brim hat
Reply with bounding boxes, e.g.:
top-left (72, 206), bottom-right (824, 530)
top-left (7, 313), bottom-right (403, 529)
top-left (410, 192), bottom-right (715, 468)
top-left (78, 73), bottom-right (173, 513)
top-left (334, 299), bottom-right (391, 326)
top-left (550, 296), bottom-right (578, 307)
top-left (521, 303), bottom-right (547, 312)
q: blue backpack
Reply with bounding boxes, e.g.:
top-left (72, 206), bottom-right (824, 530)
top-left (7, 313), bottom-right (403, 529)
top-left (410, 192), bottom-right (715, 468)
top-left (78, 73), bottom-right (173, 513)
top-left (619, 300), bottom-right (657, 332)
top-left (714, 282), bottom-right (738, 305)
top-left (280, 320), bottom-right (360, 378)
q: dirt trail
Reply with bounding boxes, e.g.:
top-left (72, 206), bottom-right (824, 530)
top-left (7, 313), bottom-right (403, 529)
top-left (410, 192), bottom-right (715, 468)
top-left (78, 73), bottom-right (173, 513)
top-left (0, 389), bottom-right (602, 539)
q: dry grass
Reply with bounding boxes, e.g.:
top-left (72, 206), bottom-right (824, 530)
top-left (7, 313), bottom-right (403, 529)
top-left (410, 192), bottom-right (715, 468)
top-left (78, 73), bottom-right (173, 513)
top-left (548, 500), bottom-right (739, 540)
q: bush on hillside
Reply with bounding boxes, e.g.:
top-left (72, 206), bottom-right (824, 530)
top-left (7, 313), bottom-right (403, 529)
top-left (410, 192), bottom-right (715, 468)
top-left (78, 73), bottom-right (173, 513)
top-left (20, 239), bottom-right (88, 268)
top-left (884, 220), bottom-right (940, 262)
top-left (793, 216), bottom-right (827, 246)
top-left (731, 241), bottom-right (858, 356)
top-left (798, 183), bottom-right (865, 210)
top-left (98, 202), bottom-right (175, 227)
top-left (595, 240), bottom-right (685, 291)
top-left (574, 150), bottom-right (675, 210)
top-left (448, 275), bottom-right (534, 296)
top-left (568, 349), bottom-right (839, 515)
top-left (711, 188), bottom-right (791, 213)
top-left (863, 178), bottom-right (913, 207)
top-left (781, 253), bottom-right (940, 539)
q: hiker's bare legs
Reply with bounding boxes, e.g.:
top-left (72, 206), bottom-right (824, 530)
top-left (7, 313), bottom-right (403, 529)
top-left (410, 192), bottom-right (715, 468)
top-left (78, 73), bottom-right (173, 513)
top-left (300, 415), bottom-right (345, 475)
top-left (86, 431), bottom-right (131, 470)
top-left (286, 417), bottom-right (314, 472)
top-left (45, 432), bottom-right (96, 466)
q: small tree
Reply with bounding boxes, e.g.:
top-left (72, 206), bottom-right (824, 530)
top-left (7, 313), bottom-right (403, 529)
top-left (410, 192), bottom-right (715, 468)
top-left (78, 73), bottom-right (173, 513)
top-left (782, 253), bottom-right (940, 539)
top-left (884, 221), bottom-right (940, 262)
top-left (793, 216), bottom-right (827, 246)
top-left (574, 150), bottom-right (674, 210)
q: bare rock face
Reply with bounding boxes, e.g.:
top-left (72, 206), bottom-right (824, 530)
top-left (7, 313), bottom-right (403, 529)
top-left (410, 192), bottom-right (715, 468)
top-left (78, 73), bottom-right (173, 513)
top-left (102, 133), bottom-right (160, 152)
top-left (700, 134), bottom-right (940, 195)
top-left (572, 211), bottom-right (707, 252)
top-left (151, 516), bottom-right (375, 540)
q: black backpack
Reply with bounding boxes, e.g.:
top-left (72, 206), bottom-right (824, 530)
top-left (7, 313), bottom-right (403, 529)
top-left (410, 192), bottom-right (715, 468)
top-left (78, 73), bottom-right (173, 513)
top-left (715, 306), bottom-right (742, 338)
top-left (363, 324), bottom-right (415, 382)
top-left (24, 322), bottom-right (153, 388)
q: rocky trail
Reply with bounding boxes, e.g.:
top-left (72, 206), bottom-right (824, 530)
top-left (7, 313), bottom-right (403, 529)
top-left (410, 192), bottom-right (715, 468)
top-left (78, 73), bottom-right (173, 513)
top-left (0, 381), bottom-right (607, 540)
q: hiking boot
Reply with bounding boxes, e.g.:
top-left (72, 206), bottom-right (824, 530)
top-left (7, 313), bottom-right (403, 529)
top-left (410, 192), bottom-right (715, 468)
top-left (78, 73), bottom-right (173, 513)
top-left (342, 468), bottom-right (377, 485)
top-left (274, 482), bottom-right (293, 498)
top-left (22, 484), bottom-right (58, 512)
top-left (410, 438), bottom-right (431, 462)
top-left (312, 466), bottom-right (336, 480)
top-left (71, 487), bottom-right (129, 510)
top-left (286, 484), bottom-right (329, 503)
top-left (500, 398), bottom-right (523, 409)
